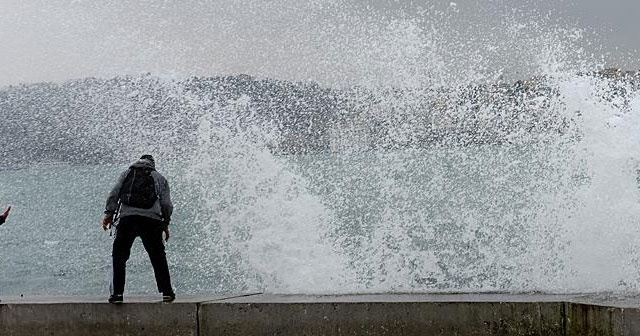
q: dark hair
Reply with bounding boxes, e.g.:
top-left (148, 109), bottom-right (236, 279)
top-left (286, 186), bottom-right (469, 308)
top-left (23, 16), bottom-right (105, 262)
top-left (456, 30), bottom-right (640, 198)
top-left (140, 154), bottom-right (154, 163)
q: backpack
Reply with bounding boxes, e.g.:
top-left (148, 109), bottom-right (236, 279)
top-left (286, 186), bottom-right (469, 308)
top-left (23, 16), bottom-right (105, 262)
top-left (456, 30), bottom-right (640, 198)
top-left (119, 167), bottom-right (158, 209)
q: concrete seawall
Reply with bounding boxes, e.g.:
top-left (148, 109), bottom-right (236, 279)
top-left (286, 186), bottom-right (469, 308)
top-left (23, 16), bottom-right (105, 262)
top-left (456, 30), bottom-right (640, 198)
top-left (2, 293), bottom-right (640, 335)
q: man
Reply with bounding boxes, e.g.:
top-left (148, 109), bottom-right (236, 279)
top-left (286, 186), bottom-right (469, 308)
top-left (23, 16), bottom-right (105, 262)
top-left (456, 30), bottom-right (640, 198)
top-left (103, 154), bottom-right (175, 303)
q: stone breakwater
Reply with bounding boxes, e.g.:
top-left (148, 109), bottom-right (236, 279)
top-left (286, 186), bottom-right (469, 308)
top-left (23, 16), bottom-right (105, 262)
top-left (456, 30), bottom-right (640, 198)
top-left (2, 293), bottom-right (640, 335)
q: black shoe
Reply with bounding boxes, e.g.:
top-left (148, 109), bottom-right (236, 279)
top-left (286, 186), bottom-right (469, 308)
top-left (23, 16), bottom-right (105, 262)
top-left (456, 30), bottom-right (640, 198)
top-left (162, 292), bottom-right (175, 302)
top-left (108, 294), bottom-right (123, 304)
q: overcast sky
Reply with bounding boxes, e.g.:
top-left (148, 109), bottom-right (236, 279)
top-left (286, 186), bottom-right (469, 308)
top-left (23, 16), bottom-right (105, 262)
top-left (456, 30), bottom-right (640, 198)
top-left (0, 0), bottom-right (638, 88)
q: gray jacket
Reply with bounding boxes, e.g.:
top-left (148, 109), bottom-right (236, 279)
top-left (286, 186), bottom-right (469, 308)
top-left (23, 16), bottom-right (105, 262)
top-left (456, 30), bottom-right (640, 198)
top-left (105, 158), bottom-right (173, 224)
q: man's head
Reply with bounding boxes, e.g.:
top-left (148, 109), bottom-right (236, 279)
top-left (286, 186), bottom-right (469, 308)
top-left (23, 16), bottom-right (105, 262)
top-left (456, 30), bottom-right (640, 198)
top-left (140, 154), bottom-right (155, 163)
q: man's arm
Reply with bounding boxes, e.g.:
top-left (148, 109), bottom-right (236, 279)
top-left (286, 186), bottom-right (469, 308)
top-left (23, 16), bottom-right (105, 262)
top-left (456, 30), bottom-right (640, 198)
top-left (159, 176), bottom-right (173, 241)
top-left (159, 177), bottom-right (173, 224)
top-left (103, 170), bottom-right (128, 230)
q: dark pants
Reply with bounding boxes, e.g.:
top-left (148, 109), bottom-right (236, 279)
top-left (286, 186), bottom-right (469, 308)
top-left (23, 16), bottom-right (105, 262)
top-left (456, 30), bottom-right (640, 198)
top-left (111, 215), bottom-right (173, 295)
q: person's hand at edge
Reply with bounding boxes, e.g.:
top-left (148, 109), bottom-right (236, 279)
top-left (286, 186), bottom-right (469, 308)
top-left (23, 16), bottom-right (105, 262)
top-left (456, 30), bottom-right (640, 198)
top-left (102, 214), bottom-right (112, 231)
top-left (2, 205), bottom-right (11, 220)
top-left (0, 205), bottom-right (10, 225)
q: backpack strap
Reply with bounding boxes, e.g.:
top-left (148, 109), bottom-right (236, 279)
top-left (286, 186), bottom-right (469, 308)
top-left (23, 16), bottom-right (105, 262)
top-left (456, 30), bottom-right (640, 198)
top-left (149, 170), bottom-right (160, 200)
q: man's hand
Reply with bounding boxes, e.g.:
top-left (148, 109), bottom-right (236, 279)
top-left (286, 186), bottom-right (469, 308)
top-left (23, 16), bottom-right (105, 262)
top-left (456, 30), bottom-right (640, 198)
top-left (102, 215), bottom-right (113, 231)
top-left (2, 206), bottom-right (11, 221)
top-left (163, 227), bottom-right (170, 242)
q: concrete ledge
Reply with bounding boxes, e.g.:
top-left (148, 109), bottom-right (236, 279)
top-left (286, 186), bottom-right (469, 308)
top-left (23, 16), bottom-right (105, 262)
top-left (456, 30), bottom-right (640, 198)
top-left (200, 294), bottom-right (576, 336)
top-left (0, 294), bottom-right (242, 336)
top-left (201, 300), bottom-right (564, 335)
top-left (566, 302), bottom-right (640, 336)
top-left (2, 293), bottom-right (640, 335)
top-left (1, 302), bottom-right (197, 336)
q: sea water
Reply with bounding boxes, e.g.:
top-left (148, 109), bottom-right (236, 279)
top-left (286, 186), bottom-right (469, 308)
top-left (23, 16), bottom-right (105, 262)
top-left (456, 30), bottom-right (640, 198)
top-left (0, 147), bottom-right (565, 295)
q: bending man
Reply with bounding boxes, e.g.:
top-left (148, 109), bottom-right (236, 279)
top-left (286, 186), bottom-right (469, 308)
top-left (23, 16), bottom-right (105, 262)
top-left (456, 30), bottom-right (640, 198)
top-left (103, 154), bottom-right (175, 303)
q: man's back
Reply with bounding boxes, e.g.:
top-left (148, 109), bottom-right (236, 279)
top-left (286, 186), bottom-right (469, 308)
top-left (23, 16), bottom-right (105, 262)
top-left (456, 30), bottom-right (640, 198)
top-left (104, 156), bottom-right (173, 223)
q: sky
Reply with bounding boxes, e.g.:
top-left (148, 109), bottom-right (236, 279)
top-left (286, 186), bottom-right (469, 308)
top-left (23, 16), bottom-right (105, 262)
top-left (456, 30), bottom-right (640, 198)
top-left (0, 0), bottom-right (638, 88)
